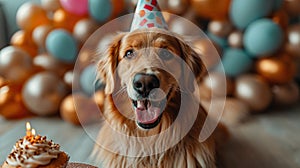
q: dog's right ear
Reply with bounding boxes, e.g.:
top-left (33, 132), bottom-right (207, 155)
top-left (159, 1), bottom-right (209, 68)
top-left (97, 33), bottom-right (126, 94)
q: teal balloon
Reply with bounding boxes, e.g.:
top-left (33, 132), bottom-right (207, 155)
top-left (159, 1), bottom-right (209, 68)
top-left (89, 0), bottom-right (112, 23)
top-left (80, 64), bottom-right (104, 95)
top-left (244, 19), bottom-right (283, 56)
top-left (273, 0), bottom-right (283, 10)
top-left (46, 29), bottom-right (78, 63)
top-left (207, 32), bottom-right (228, 49)
top-left (221, 48), bottom-right (253, 77)
top-left (230, 0), bottom-right (273, 29)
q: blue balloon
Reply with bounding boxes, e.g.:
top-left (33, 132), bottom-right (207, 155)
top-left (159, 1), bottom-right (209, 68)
top-left (230, 0), bottom-right (273, 29)
top-left (244, 19), bottom-right (283, 56)
top-left (89, 0), bottom-right (112, 23)
top-left (80, 64), bottom-right (104, 95)
top-left (221, 48), bottom-right (253, 77)
top-left (46, 29), bottom-right (78, 63)
top-left (207, 32), bottom-right (228, 49)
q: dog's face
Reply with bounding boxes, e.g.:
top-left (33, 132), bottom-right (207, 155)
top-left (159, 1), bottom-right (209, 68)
top-left (98, 28), bottom-right (204, 130)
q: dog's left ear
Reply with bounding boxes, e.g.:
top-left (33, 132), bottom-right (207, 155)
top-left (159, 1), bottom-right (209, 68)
top-left (177, 37), bottom-right (206, 93)
top-left (97, 33), bottom-right (126, 94)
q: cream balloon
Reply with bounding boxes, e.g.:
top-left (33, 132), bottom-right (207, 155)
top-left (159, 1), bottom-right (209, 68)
top-left (235, 74), bottom-right (272, 112)
top-left (0, 46), bottom-right (33, 83)
top-left (22, 72), bottom-right (69, 116)
top-left (73, 19), bottom-right (99, 43)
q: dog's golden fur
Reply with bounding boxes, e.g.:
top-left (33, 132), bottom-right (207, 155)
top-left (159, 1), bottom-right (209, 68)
top-left (93, 28), bottom-right (218, 168)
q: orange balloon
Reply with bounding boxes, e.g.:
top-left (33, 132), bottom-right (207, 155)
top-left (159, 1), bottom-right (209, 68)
top-left (190, 0), bottom-right (231, 20)
top-left (16, 3), bottom-right (51, 32)
top-left (53, 9), bottom-right (87, 32)
top-left (256, 55), bottom-right (296, 84)
top-left (11, 30), bottom-right (38, 57)
top-left (111, 0), bottom-right (125, 17)
top-left (271, 10), bottom-right (289, 29)
top-left (0, 84), bottom-right (32, 119)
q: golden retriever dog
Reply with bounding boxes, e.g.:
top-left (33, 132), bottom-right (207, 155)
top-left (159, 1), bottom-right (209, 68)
top-left (93, 28), bottom-right (220, 168)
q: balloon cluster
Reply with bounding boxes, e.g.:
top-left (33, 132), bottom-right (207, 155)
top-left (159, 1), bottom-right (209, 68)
top-left (0, 0), bottom-right (124, 125)
top-left (0, 0), bottom-right (299, 126)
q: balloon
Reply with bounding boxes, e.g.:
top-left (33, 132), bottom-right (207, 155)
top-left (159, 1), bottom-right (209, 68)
top-left (60, 0), bottom-right (88, 16)
top-left (80, 64), bottom-right (104, 95)
top-left (33, 53), bottom-right (73, 76)
top-left (0, 46), bottom-right (33, 83)
top-left (22, 72), bottom-right (69, 116)
top-left (10, 30), bottom-right (38, 57)
top-left (73, 19), bottom-right (99, 43)
top-left (63, 70), bottom-right (74, 88)
top-left (256, 55), bottom-right (296, 84)
top-left (89, 0), bottom-right (113, 23)
top-left (193, 39), bottom-right (222, 69)
top-left (16, 3), bottom-right (51, 32)
top-left (271, 9), bottom-right (289, 29)
top-left (32, 25), bottom-right (54, 48)
top-left (202, 72), bottom-right (234, 98)
top-left (244, 19), bottom-right (283, 56)
top-left (235, 74), bottom-right (272, 112)
top-left (111, 0), bottom-right (125, 17)
top-left (157, 0), bottom-right (189, 15)
top-left (94, 90), bottom-right (105, 112)
top-left (208, 20), bottom-right (233, 38)
top-left (230, 0), bottom-right (273, 29)
top-left (221, 48), bottom-right (253, 77)
top-left (190, 0), bottom-right (231, 20)
top-left (272, 81), bottom-right (299, 105)
top-left (53, 8), bottom-right (86, 32)
top-left (228, 30), bottom-right (243, 48)
top-left (285, 24), bottom-right (300, 57)
top-left (41, 0), bottom-right (62, 12)
top-left (60, 93), bottom-right (99, 125)
top-left (283, 0), bottom-right (300, 16)
top-left (46, 29), bottom-right (78, 63)
top-left (0, 84), bottom-right (32, 119)
top-left (273, 0), bottom-right (283, 10)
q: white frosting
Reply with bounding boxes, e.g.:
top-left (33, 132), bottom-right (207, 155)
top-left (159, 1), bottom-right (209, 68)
top-left (6, 135), bottom-right (61, 168)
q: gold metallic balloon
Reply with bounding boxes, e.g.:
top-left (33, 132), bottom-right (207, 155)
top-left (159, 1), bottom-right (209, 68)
top-left (163, 0), bottom-right (189, 15)
top-left (11, 30), bottom-right (38, 57)
top-left (202, 72), bottom-right (234, 98)
top-left (193, 39), bottom-right (222, 69)
top-left (60, 93), bottom-right (100, 125)
top-left (235, 74), bottom-right (272, 112)
top-left (73, 19), bottom-right (99, 43)
top-left (272, 81), bottom-right (299, 105)
top-left (0, 46), bottom-right (34, 83)
top-left (190, 0), bottom-right (231, 20)
top-left (53, 8), bottom-right (86, 32)
top-left (33, 53), bottom-right (72, 77)
top-left (60, 94), bottom-right (81, 125)
top-left (32, 25), bottom-right (54, 48)
top-left (271, 9), bottom-right (289, 29)
top-left (283, 0), bottom-right (300, 16)
top-left (285, 24), bottom-right (300, 57)
top-left (94, 90), bottom-right (105, 112)
top-left (0, 84), bottom-right (32, 119)
top-left (228, 30), bottom-right (243, 48)
top-left (208, 20), bottom-right (233, 37)
top-left (111, 0), bottom-right (125, 17)
top-left (256, 56), bottom-right (296, 84)
top-left (41, 0), bottom-right (62, 12)
top-left (22, 72), bottom-right (69, 116)
top-left (16, 3), bottom-right (51, 32)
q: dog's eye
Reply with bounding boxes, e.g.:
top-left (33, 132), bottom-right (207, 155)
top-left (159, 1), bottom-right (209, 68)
top-left (124, 49), bottom-right (135, 59)
top-left (159, 49), bottom-right (173, 60)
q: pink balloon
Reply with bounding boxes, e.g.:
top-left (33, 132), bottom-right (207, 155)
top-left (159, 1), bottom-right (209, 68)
top-left (60, 0), bottom-right (88, 16)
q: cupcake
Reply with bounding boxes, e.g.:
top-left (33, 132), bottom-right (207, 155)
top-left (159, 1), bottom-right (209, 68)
top-left (2, 135), bottom-right (69, 168)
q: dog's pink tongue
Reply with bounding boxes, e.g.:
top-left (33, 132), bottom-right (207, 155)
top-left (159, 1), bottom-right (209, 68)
top-left (136, 101), bottom-right (161, 124)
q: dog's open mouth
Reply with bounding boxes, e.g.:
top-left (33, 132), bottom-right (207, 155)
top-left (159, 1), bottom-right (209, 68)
top-left (132, 99), bottom-right (166, 129)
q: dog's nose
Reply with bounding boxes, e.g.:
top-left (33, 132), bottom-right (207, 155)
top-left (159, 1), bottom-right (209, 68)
top-left (133, 73), bottom-right (160, 97)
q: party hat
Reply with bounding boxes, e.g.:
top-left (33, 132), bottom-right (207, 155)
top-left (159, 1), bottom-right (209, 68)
top-left (130, 0), bottom-right (168, 31)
